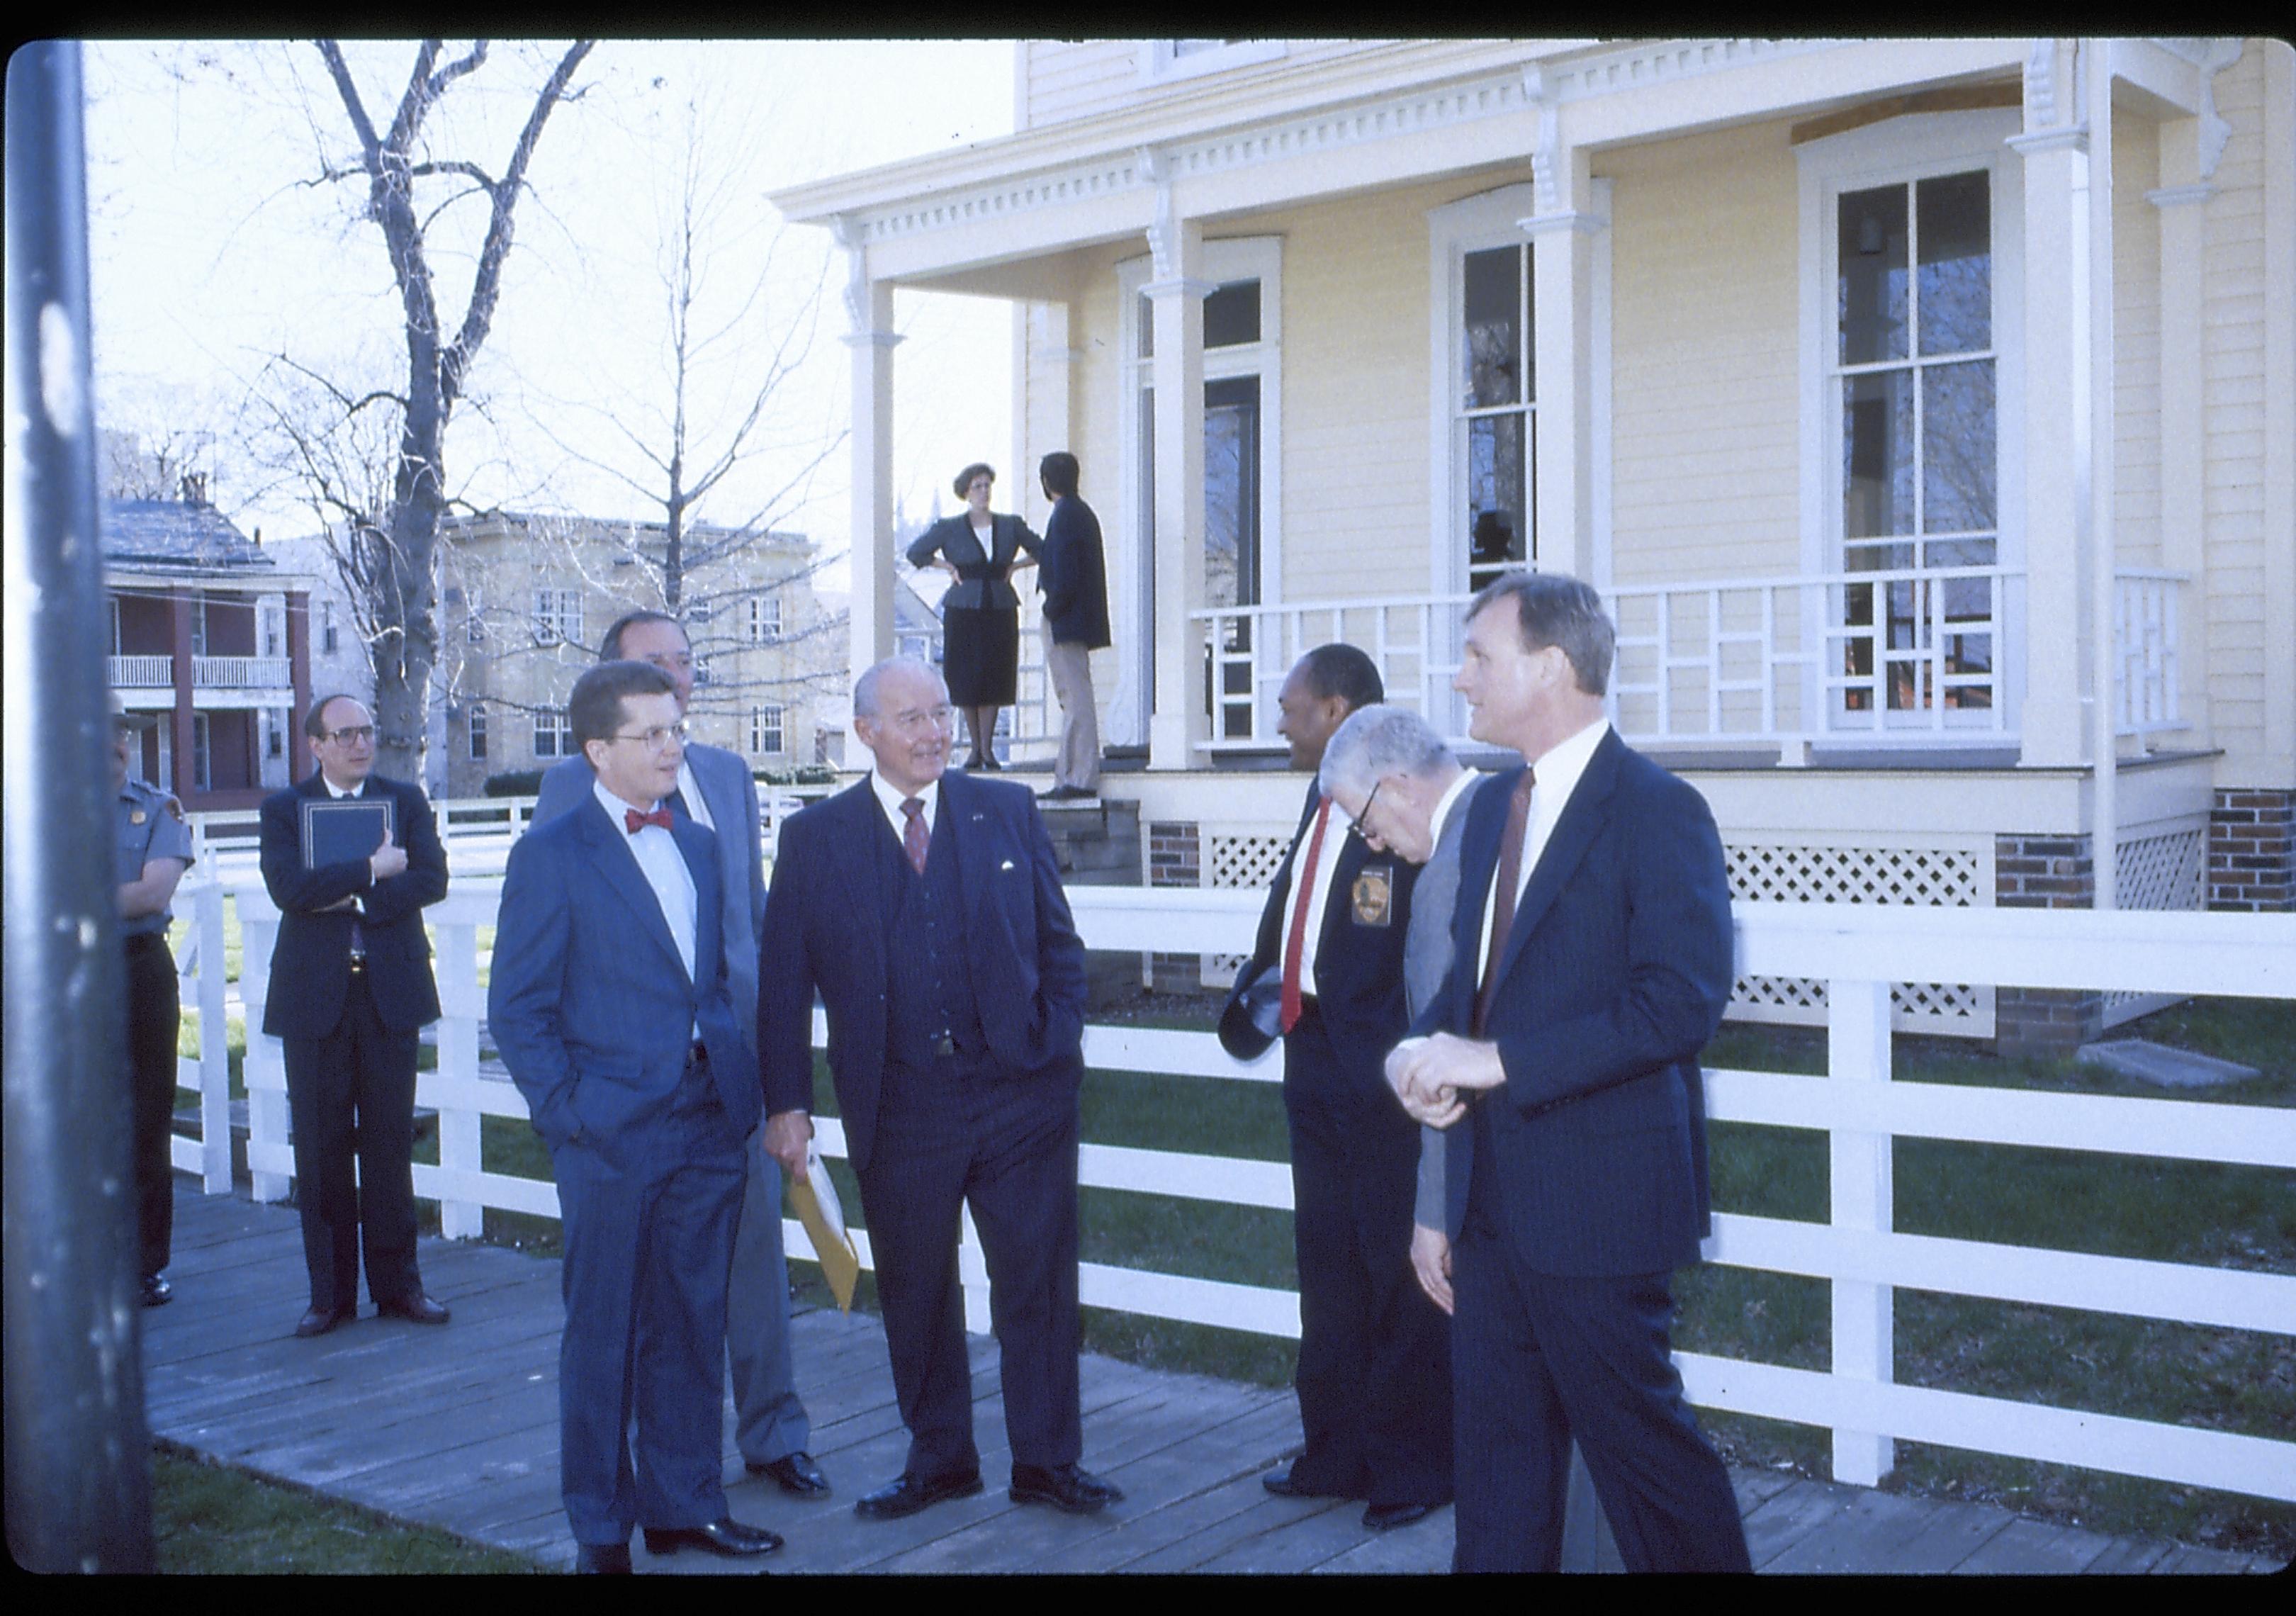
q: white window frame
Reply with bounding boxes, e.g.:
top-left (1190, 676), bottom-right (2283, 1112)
top-left (467, 702), bottom-right (487, 761)
top-left (532, 707), bottom-right (572, 760)
top-left (748, 593), bottom-right (782, 643)
top-left (320, 600), bottom-right (340, 655)
top-left (533, 588), bottom-right (583, 647)
top-left (1136, 38), bottom-right (1285, 86)
top-left (750, 704), bottom-right (785, 757)
top-left (1426, 182), bottom-right (1543, 600)
top-left (1796, 108), bottom-right (2025, 742)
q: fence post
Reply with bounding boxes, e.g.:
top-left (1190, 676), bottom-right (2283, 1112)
top-left (1828, 975), bottom-right (1896, 1486)
top-left (958, 1206), bottom-right (991, 1335)
top-left (236, 894), bottom-right (292, 1203)
top-left (193, 879), bottom-right (231, 1191)
top-left (431, 918), bottom-right (484, 1238)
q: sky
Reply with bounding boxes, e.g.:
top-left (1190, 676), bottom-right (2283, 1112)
top-left (79, 39), bottom-right (1022, 583)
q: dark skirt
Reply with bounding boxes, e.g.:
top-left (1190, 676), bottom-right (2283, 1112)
top-left (942, 605), bottom-right (1020, 707)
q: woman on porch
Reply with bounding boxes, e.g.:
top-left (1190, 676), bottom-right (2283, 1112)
top-left (908, 462), bottom-right (1040, 770)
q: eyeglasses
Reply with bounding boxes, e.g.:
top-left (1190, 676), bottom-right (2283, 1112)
top-left (321, 725), bottom-right (377, 745)
top-left (607, 722), bottom-right (689, 751)
top-left (1351, 778), bottom-right (1385, 840)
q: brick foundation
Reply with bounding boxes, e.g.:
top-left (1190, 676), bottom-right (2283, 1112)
top-left (2208, 788), bottom-right (2295, 912)
top-left (1147, 821), bottom-right (1205, 994)
top-left (1993, 831), bottom-right (2103, 1055)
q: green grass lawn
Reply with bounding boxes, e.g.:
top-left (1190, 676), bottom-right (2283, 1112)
top-left (152, 1445), bottom-right (541, 1573)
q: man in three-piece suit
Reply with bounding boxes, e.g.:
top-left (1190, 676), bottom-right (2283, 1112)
top-left (1220, 647), bottom-right (1451, 1533)
top-left (491, 660), bottom-right (783, 1573)
top-left (758, 656), bottom-right (1122, 1522)
top-left (533, 610), bottom-right (828, 1503)
top-left (259, 695), bottom-right (450, 1338)
top-left (1035, 450), bottom-right (1109, 801)
top-left (1390, 573), bottom-right (1750, 1573)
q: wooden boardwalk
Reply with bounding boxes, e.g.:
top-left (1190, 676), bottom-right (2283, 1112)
top-left (144, 1184), bottom-right (2280, 1575)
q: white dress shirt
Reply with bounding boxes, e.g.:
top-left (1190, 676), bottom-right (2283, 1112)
top-left (675, 756), bottom-right (716, 833)
top-left (870, 770), bottom-right (939, 848)
top-left (1475, 717), bottom-right (1612, 971)
top-left (1282, 794), bottom-right (1357, 999)
top-left (597, 778), bottom-right (698, 984)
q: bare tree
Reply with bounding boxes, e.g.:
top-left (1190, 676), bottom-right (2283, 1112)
top-left (291, 38), bottom-right (594, 781)
top-left (517, 65), bottom-right (845, 716)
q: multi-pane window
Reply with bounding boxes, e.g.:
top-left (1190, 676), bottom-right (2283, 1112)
top-left (468, 704), bottom-right (487, 761)
top-left (1833, 169), bottom-right (1996, 718)
top-left (750, 705), bottom-right (784, 756)
top-left (533, 588), bottom-right (583, 646)
top-left (748, 593), bottom-right (782, 643)
top-left (320, 600), bottom-right (339, 655)
top-left (1459, 243), bottom-right (1532, 593)
top-left (191, 712), bottom-right (213, 791)
top-left (532, 707), bottom-right (571, 759)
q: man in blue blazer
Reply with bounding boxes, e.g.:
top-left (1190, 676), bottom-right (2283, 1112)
top-left (1219, 648), bottom-right (1450, 1533)
top-left (758, 656), bottom-right (1122, 1522)
top-left (1389, 573), bottom-right (1750, 1573)
top-left (533, 610), bottom-right (828, 1503)
top-left (259, 695), bottom-right (450, 1337)
top-left (491, 660), bottom-right (782, 1573)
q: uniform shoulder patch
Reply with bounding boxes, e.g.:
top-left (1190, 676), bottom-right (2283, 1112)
top-left (164, 796), bottom-right (186, 821)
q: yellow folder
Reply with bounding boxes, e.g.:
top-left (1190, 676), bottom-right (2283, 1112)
top-left (789, 1150), bottom-right (860, 1313)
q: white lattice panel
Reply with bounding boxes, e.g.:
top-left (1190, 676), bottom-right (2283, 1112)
top-left (2105, 824), bottom-right (2208, 1026)
top-left (1726, 836), bottom-right (1996, 1039)
top-left (1200, 829), bottom-right (1293, 988)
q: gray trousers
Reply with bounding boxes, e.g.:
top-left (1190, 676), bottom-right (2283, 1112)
top-left (1043, 627), bottom-right (1100, 792)
top-left (726, 1128), bottom-right (811, 1465)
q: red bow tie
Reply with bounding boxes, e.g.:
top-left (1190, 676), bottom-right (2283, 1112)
top-left (625, 805), bottom-right (673, 835)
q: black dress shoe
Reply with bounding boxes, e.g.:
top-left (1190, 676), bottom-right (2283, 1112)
top-left (376, 1291), bottom-right (451, 1325)
top-left (575, 1542), bottom-right (633, 1574)
top-left (140, 1273), bottom-right (174, 1308)
top-left (1009, 1462), bottom-right (1123, 1515)
top-left (294, 1304), bottom-right (350, 1338)
top-left (1261, 1464), bottom-right (1363, 1501)
top-left (853, 1469), bottom-right (984, 1520)
top-left (1362, 1501), bottom-right (1434, 1532)
top-left (641, 1517), bottom-right (783, 1558)
top-left (748, 1451), bottom-right (831, 1498)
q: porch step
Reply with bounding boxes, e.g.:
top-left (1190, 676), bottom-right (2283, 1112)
top-left (2076, 1038), bottom-right (2258, 1089)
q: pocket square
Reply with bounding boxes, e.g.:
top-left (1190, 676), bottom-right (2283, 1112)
top-left (1001, 859), bottom-right (1015, 870)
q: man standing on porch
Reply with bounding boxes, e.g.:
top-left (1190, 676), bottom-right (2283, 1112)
top-left (1035, 451), bottom-right (1108, 802)
top-left (1388, 573), bottom-right (1749, 1573)
top-left (1221, 646), bottom-right (1452, 1532)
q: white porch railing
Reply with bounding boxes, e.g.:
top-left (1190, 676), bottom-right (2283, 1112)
top-left (108, 653), bottom-right (174, 688)
top-left (171, 877), bottom-right (2294, 1505)
top-left (191, 654), bottom-right (291, 688)
top-left (2115, 569), bottom-right (2185, 736)
top-left (1191, 567), bottom-right (2187, 758)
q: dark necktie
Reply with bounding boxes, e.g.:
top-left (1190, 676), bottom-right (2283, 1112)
top-left (1473, 769), bottom-right (1536, 1038)
top-left (626, 805), bottom-right (673, 834)
top-left (1279, 797), bottom-right (1334, 1034)
top-left (901, 798), bottom-right (929, 875)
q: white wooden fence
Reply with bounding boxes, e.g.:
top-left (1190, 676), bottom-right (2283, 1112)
top-left (169, 877), bottom-right (2295, 1505)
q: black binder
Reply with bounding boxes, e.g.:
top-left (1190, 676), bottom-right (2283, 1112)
top-left (300, 797), bottom-right (395, 870)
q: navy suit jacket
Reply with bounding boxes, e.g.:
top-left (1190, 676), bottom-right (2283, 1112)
top-left (1225, 778), bottom-right (1417, 1101)
top-left (1424, 729), bottom-right (1733, 1276)
top-left (488, 793), bottom-right (757, 1162)
top-left (759, 770), bottom-right (1086, 1174)
top-left (533, 744), bottom-right (767, 1032)
top-left (259, 772), bottom-right (446, 1040)
top-left (1037, 495), bottom-right (1110, 649)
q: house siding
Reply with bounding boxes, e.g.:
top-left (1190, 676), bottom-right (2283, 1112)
top-left (2115, 103), bottom-right (2163, 571)
top-left (1605, 120), bottom-right (1801, 588)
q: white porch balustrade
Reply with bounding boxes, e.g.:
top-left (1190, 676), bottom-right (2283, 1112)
top-left (169, 872), bottom-right (2292, 1505)
top-left (1187, 567), bottom-right (2188, 759)
top-left (106, 653), bottom-right (174, 688)
top-left (188, 654), bottom-right (293, 688)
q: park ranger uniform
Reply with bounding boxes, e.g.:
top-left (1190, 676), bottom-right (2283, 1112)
top-left (117, 774), bottom-right (195, 1304)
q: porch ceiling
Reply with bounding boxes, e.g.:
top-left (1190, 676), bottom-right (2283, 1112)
top-left (772, 37), bottom-right (2050, 288)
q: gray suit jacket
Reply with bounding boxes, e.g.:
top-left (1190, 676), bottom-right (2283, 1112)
top-left (1407, 770), bottom-right (1487, 1230)
top-left (533, 743), bottom-right (767, 1038)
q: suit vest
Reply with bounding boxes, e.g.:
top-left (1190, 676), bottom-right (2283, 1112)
top-left (878, 804), bottom-right (989, 1071)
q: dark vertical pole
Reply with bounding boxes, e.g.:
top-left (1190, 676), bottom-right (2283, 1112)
top-left (4, 39), bottom-right (157, 1573)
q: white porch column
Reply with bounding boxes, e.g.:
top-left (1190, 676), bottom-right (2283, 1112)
top-left (2084, 41), bottom-right (2119, 909)
top-left (837, 223), bottom-right (901, 714)
top-left (2149, 116), bottom-right (2215, 748)
top-left (1519, 75), bottom-right (1606, 583)
top-left (2008, 40), bottom-right (2093, 772)
top-left (1142, 159), bottom-right (1212, 771)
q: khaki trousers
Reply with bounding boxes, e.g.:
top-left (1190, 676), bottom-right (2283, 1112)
top-left (1043, 627), bottom-right (1101, 791)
